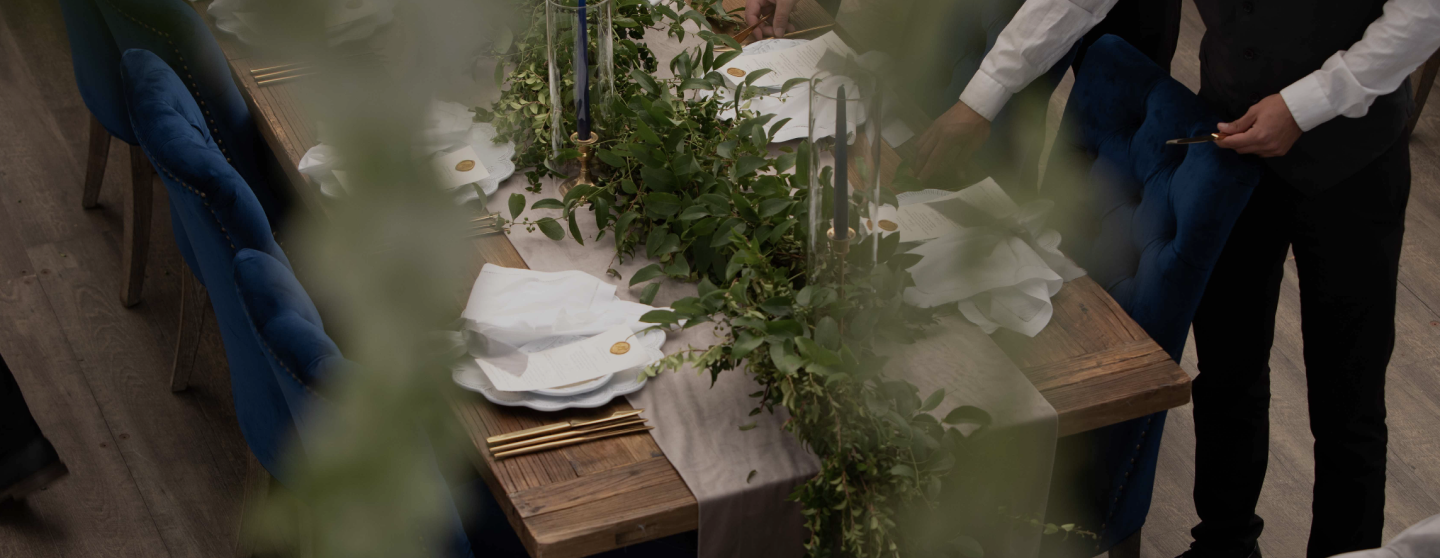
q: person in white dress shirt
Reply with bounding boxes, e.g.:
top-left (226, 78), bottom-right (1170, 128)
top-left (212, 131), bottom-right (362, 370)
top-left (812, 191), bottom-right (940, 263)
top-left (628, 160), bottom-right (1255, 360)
top-left (904, 1), bottom-right (1440, 558)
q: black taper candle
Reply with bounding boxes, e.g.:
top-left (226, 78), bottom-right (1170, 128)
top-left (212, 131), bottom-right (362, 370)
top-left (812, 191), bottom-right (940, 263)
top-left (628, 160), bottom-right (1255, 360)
top-left (575, 0), bottom-right (591, 140)
top-left (833, 85), bottom-right (848, 241)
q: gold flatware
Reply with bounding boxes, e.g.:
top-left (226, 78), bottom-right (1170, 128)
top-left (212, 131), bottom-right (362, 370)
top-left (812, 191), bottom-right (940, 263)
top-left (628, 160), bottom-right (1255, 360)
top-left (729, 14), bottom-right (768, 44)
top-left (1166, 132), bottom-right (1228, 145)
top-left (488, 417), bottom-right (648, 453)
top-left (465, 227), bottom-right (505, 239)
top-left (781, 23), bottom-right (834, 38)
top-left (484, 409), bottom-right (644, 446)
top-left (733, 22), bottom-right (833, 49)
top-left (492, 425), bottom-right (655, 460)
top-left (250, 61), bottom-right (310, 75)
top-left (249, 51), bottom-right (370, 75)
top-left (252, 66), bottom-right (313, 80)
top-left (256, 72), bottom-right (315, 86)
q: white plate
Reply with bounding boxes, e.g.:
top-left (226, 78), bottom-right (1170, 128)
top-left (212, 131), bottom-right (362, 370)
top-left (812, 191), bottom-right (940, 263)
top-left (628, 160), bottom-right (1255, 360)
top-left (210, 0), bottom-right (394, 47)
top-left (452, 329), bottom-right (665, 412)
top-left (300, 122), bottom-right (515, 203)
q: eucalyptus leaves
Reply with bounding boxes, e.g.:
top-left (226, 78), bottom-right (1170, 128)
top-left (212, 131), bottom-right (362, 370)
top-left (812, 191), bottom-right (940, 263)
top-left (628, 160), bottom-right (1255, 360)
top-left (479, 2), bottom-right (1032, 555)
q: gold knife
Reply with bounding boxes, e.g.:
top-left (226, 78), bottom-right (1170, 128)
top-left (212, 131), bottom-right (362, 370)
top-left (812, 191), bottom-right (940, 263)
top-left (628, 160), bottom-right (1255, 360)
top-left (484, 409), bottom-right (644, 446)
top-left (492, 425), bottom-right (655, 460)
top-left (730, 14), bottom-right (769, 44)
top-left (1165, 132), bottom-right (1228, 145)
top-left (488, 418), bottom-right (648, 453)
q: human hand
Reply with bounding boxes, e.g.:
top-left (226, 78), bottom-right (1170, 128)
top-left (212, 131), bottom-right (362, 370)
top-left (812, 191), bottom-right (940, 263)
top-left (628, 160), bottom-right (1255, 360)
top-left (1214, 94), bottom-right (1302, 157)
top-left (744, 0), bottom-right (798, 41)
top-left (914, 100), bottom-right (991, 182)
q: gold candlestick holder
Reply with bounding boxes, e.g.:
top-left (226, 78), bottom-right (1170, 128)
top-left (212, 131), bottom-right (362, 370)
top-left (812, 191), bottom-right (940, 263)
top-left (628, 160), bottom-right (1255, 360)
top-left (826, 227), bottom-right (855, 256)
top-left (559, 131), bottom-right (599, 196)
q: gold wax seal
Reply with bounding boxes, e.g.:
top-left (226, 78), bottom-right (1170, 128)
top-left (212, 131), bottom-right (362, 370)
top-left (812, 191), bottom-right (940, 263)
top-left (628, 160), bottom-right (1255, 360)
top-left (878, 220), bottom-right (898, 231)
top-left (727, 68), bottom-right (746, 78)
top-left (610, 342), bottom-right (631, 355)
top-left (456, 160), bottom-right (477, 172)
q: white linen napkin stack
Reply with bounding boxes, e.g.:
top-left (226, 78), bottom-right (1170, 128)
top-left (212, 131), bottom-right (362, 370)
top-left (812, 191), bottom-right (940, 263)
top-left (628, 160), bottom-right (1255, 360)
top-left (898, 180), bottom-right (1087, 337)
top-left (459, 264), bottom-right (667, 391)
top-left (297, 100), bottom-right (515, 203)
top-left (461, 264), bottom-right (662, 348)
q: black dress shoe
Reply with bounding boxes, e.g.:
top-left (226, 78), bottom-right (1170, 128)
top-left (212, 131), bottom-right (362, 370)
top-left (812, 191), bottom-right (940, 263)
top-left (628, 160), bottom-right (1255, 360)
top-left (1175, 545), bottom-right (1261, 558)
top-left (0, 437), bottom-right (69, 503)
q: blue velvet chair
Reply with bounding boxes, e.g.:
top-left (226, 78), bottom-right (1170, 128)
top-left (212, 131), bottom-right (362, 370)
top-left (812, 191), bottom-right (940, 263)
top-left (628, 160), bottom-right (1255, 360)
top-left (1037, 36), bottom-right (1262, 557)
top-left (233, 248), bottom-right (495, 558)
top-left (123, 47), bottom-right (298, 477)
top-left (123, 48), bottom-right (519, 558)
top-left (57, 0), bottom-right (287, 312)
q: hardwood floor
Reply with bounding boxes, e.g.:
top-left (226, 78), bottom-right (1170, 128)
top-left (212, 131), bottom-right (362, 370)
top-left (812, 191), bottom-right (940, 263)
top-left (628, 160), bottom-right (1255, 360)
top-left (0, 1), bottom-right (1437, 557)
top-left (0, 1), bottom-right (245, 557)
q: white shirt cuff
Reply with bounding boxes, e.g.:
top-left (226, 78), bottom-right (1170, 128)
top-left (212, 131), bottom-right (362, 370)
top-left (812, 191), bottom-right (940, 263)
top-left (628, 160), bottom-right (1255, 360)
top-left (1280, 74), bottom-right (1338, 132)
top-left (958, 70), bottom-right (1012, 122)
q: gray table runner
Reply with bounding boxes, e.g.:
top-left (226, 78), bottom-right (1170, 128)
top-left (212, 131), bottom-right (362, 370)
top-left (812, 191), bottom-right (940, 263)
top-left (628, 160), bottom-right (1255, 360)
top-left (493, 170), bottom-right (1057, 557)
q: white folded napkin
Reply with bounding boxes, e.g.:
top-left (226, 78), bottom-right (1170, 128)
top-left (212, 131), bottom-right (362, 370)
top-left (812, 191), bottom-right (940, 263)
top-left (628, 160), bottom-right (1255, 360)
top-left (900, 180), bottom-right (1086, 337)
top-left (297, 100), bottom-right (515, 203)
top-left (706, 42), bottom-right (913, 146)
top-left (211, 0), bottom-right (394, 46)
top-left (461, 264), bottom-right (664, 349)
top-left (460, 264), bottom-right (667, 392)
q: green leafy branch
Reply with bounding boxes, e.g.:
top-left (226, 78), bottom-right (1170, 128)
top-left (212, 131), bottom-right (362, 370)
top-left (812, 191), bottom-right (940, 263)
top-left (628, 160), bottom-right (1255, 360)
top-left (479, 2), bottom-right (1060, 555)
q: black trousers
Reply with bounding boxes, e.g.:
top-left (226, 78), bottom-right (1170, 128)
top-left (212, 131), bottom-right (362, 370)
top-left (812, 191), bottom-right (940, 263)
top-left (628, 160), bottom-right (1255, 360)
top-left (1, 353), bottom-right (43, 456)
top-left (1190, 134), bottom-right (1410, 557)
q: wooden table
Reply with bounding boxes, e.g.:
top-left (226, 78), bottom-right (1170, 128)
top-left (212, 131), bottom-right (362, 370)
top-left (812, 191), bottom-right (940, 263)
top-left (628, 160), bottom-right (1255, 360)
top-left (192, 1), bottom-right (1189, 555)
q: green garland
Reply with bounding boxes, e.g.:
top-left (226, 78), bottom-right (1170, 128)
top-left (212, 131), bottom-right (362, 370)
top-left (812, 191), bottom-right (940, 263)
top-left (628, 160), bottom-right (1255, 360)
top-left (477, 2), bottom-right (1081, 555)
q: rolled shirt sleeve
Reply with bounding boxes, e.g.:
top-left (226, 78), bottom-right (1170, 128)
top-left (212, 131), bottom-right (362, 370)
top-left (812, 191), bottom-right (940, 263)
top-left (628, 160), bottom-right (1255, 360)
top-left (959, 0), bottom-right (1120, 121)
top-left (1279, 0), bottom-right (1440, 132)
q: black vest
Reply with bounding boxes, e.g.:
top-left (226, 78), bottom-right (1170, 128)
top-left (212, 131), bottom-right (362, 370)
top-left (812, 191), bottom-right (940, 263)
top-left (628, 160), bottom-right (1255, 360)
top-left (1195, 0), bottom-right (1413, 192)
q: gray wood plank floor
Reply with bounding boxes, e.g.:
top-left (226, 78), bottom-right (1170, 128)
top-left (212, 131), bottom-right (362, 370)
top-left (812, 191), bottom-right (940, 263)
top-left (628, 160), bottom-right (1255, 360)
top-left (0, 1), bottom-right (246, 557)
top-left (0, 0), bottom-right (1436, 556)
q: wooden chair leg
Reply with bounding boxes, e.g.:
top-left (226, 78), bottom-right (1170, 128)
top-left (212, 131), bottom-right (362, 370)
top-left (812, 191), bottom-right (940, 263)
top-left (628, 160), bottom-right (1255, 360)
top-left (83, 115), bottom-right (110, 209)
top-left (236, 452), bottom-right (273, 558)
top-left (120, 145), bottom-right (153, 308)
top-left (1109, 527), bottom-right (1142, 558)
top-left (170, 268), bottom-right (208, 392)
top-left (1407, 50), bottom-right (1440, 136)
top-left (237, 453), bottom-right (313, 558)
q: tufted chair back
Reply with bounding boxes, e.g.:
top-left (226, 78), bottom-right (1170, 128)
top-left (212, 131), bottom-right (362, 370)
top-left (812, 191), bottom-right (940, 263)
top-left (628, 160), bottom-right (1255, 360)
top-left (58, 0), bottom-right (134, 145)
top-left (233, 248), bottom-right (489, 558)
top-left (233, 248), bottom-right (341, 437)
top-left (1037, 35), bottom-right (1261, 556)
top-left (1044, 35), bottom-right (1262, 360)
top-left (122, 48), bottom-right (298, 478)
top-left (92, 0), bottom-right (287, 228)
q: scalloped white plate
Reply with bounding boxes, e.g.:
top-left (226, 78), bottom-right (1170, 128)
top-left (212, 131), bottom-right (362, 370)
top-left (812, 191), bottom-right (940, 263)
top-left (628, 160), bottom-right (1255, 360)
top-left (451, 329), bottom-right (665, 412)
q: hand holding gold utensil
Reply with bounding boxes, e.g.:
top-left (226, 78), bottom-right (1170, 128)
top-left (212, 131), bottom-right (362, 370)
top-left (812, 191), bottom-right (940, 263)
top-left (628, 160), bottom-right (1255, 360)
top-left (1165, 132), bottom-right (1229, 145)
top-left (729, 14), bottom-right (769, 45)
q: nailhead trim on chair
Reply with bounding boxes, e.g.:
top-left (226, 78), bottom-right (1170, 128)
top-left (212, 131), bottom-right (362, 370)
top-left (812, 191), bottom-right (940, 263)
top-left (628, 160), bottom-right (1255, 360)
top-left (153, 162), bottom-right (318, 399)
top-left (102, 0), bottom-right (231, 160)
top-left (1094, 414), bottom-right (1156, 552)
